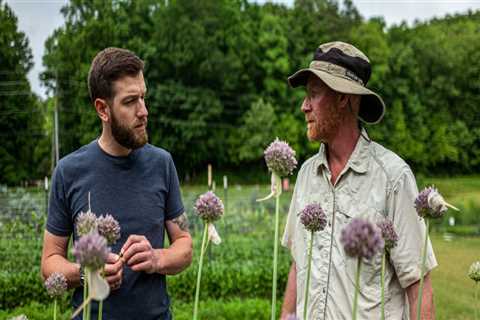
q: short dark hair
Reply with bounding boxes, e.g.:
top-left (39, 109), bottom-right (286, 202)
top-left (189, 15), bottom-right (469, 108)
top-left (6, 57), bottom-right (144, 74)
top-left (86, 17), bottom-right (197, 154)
top-left (88, 47), bottom-right (144, 102)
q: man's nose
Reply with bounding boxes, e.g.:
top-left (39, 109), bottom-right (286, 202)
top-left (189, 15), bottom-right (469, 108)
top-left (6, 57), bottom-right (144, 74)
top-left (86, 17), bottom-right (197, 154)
top-left (301, 98), bottom-right (311, 113)
top-left (137, 99), bottom-right (148, 118)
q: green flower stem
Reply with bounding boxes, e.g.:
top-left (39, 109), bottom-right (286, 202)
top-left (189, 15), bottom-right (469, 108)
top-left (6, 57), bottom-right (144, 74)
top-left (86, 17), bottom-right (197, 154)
top-left (416, 219), bottom-right (430, 320)
top-left (86, 269), bottom-right (91, 320)
top-left (381, 251), bottom-right (386, 320)
top-left (271, 177), bottom-right (281, 320)
top-left (352, 257), bottom-right (361, 320)
top-left (83, 270), bottom-right (88, 320)
top-left (475, 282), bottom-right (478, 320)
top-left (98, 267), bottom-right (106, 320)
top-left (303, 230), bottom-right (314, 320)
top-left (53, 299), bottom-right (57, 320)
top-left (98, 300), bottom-right (103, 320)
top-left (193, 222), bottom-right (209, 320)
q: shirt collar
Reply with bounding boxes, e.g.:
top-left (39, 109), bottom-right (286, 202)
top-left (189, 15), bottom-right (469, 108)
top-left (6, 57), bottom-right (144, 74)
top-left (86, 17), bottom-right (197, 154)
top-left (316, 128), bottom-right (371, 175)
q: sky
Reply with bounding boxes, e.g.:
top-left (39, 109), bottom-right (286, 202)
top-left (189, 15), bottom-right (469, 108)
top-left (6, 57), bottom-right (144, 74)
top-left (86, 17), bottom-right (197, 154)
top-left (5, 0), bottom-right (480, 99)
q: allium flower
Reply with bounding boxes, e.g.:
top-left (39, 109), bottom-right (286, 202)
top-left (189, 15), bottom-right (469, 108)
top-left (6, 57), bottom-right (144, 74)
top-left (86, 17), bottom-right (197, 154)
top-left (97, 214), bottom-right (121, 245)
top-left (72, 232), bottom-right (110, 270)
top-left (340, 218), bottom-right (384, 260)
top-left (469, 261), bottom-right (480, 282)
top-left (75, 210), bottom-right (98, 236)
top-left (264, 138), bottom-right (297, 177)
top-left (301, 203), bottom-right (327, 320)
top-left (300, 203), bottom-right (327, 232)
top-left (44, 272), bottom-right (68, 298)
top-left (415, 186), bottom-right (459, 218)
top-left (376, 218), bottom-right (398, 251)
top-left (194, 191), bottom-right (224, 222)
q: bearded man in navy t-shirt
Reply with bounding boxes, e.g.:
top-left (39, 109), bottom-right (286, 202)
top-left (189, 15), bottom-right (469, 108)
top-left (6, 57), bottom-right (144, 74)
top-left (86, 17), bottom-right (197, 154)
top-left (41, 47), bottom-right (193, 320)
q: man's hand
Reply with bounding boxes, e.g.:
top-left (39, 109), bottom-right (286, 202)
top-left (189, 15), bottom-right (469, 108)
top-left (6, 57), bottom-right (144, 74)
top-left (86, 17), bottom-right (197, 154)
top-left (120, 235), bottom-right (159, 274)
top-left (104, 253), bottom-right (123, 290)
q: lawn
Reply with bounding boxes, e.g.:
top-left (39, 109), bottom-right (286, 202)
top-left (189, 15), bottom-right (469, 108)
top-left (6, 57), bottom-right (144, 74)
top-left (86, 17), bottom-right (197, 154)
top-left (431, 234), bottom-right (479, 320)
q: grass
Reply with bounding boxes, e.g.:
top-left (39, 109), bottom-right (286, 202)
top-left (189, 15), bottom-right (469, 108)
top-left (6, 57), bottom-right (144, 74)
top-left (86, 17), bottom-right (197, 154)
top-left (431, 234), bottom-right (480, 320)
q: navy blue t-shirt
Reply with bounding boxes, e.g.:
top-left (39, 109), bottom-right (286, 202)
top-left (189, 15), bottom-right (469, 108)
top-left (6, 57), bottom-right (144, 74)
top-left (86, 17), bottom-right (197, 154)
top-left (47, 140), bottom-right (184, 320)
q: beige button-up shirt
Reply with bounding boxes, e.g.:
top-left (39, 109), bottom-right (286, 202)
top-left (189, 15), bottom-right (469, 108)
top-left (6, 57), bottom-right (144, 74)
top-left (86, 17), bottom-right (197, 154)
top-left (282, 130), bottom-right (437, 320)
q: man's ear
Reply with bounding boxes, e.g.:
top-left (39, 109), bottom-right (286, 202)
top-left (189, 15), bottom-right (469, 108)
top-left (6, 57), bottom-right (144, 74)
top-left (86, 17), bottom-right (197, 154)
top-left (95, 98), bottom-right (110, 122)
top-left (337, 93), bottom-right (350, 110)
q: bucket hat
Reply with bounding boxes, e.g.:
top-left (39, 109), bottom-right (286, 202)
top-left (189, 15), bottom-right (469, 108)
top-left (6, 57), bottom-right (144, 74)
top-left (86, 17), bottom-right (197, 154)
top-left (288, 41), bottom-right (385, 124)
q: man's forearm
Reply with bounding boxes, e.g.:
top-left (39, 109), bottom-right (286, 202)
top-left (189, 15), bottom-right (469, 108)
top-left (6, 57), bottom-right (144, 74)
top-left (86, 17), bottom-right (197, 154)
top-left (155, 236), bottom-right (193, 275)
top-left (406, 273), bottom-right (435, 319)
top-left (281, 262), bottom-right (297, 319)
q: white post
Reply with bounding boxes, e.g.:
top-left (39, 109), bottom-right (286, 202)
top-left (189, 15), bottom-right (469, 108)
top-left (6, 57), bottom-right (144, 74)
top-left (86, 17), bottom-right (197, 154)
top-left (207, 164), bottom-right (212, 190)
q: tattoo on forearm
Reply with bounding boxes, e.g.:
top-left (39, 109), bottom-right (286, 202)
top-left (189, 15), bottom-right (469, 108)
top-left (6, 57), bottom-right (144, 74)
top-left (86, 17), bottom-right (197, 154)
top-left (172, 213), bottom-right (189, 231)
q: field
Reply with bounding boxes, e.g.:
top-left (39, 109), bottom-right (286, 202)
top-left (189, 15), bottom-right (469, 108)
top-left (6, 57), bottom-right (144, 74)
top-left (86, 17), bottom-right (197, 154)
top-left (0, 176), bottom-right (479, 319)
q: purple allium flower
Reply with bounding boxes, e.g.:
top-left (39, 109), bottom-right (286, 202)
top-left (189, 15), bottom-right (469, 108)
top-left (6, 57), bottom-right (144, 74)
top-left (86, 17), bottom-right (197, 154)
top-left (194, 191), bottom-right (224, 222)
top-left (97, 214), bottom-right (121, 245)
top-left (44, 272), bottom-right (68, 298)
top-left (72, 232), bottom-right (110, 270)
top-left (300, 203), bottom-right (327, 232)
top-left (376, 218), bottom-right (398, 251)
top-left (264, 138), bottom-right (297, 177)
top-left (469, 261), bottom-right (480, 282)
top-left (415, 186), bottom-right (452, 218)
top-left (75, 210), bottom-right (98, 236)
top-left (340, 218), bottom-right (384, 260)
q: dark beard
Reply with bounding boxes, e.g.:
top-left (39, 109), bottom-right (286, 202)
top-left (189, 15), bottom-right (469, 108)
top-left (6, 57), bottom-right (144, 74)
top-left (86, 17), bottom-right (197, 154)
top-left (111, 112), bottom-right (148, 150)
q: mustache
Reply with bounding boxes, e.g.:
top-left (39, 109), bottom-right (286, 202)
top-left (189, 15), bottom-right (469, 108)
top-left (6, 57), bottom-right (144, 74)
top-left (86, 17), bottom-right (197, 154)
top-left (134, 120), bottom-right (148, 128)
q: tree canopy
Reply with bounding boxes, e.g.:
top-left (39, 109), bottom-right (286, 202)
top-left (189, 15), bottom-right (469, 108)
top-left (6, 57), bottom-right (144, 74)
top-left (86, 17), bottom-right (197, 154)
top-left (3, 0), bottom-right (480, 184)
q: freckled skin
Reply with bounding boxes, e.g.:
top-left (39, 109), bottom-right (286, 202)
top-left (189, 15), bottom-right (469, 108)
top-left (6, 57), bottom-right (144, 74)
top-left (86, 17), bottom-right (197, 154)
top-left (302, 76), bottom-right (346, 143)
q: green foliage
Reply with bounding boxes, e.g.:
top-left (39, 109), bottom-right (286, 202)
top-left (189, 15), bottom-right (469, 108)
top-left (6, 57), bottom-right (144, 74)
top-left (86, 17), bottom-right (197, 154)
top-left (4, 0), bottom-right (480, 179)
top-left (1, 298), bottom-right (280, 320)
top-left (0, 301), bottom-right (71, 320)
top-left (38, 0), bottom-right (362, 180)
top-left (229, 98), bottom-right (277, 163)
top-left (0, 1), bottom-right (47, 185)
top-left (172, 298), bottom-right (281, 320)
top-left (0, 180), bottom-right (479, 318)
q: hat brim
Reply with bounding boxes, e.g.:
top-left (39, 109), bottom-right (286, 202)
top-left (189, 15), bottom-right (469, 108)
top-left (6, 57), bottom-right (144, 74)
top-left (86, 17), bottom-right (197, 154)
top-left (288, 68), bottom-right (385, 124)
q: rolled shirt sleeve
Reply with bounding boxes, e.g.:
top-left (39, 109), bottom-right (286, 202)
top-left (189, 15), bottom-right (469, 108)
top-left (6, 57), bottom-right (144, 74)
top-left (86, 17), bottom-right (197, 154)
top-left (282, 180), bottom-right (300, 255)
top-left (387, 169), bottom-right (438, 289)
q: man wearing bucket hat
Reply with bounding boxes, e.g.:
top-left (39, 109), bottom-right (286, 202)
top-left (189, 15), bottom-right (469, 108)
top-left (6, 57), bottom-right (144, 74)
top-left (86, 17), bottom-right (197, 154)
top-left (281, 42), bottom-right (437, 319)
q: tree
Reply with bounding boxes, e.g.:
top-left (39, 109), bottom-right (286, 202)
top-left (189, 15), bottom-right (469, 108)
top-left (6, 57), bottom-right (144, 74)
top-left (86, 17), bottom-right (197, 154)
top-left (0, 1), bottom-right (45, 185)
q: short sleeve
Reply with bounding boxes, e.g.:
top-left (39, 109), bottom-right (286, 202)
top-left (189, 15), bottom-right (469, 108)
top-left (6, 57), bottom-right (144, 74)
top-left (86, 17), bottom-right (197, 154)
top-left (282, 170), bottom-right (306, 262)
top-left (387, 169), bottom-right (438, 288)
top-left (46, 164), bottom-right (73, 237)
top-left (165, 154), bottom-right (184, 221)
